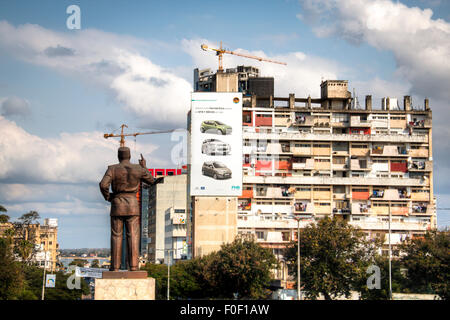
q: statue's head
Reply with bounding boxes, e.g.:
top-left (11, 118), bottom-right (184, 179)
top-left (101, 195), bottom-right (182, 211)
top-left (118, 147), bottom-right (131, 162)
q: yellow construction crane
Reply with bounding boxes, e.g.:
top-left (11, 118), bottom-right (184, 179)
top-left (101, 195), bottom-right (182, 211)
top-left (201, 41), bottom-right (287, 72)
top-left (104, 124), bottom-right (177, 147)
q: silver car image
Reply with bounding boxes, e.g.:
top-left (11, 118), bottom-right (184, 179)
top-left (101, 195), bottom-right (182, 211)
top-left (201, 139), bottom-right (231, 156)
top-left (202, 161), bottom-right (232, 180)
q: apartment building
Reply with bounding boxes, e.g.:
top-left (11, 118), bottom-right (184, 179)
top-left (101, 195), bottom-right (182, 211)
top-left (164, 206), bottom-right (188, 262)
top-left (193, 67), bottom-right (435, 283)
top-left (239, 80), bottom-right (435, 257)
top-left (146, 172), bottom-right (188, 263)
top-left (0, 218), bottom-right (59, 271)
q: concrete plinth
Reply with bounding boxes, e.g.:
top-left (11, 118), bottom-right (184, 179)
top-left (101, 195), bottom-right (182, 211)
top-left (95, 272), bottom-right (155, 300)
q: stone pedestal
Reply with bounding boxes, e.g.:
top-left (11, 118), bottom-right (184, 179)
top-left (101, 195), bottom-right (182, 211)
top-left (94, 271), bottom-right (155, 300)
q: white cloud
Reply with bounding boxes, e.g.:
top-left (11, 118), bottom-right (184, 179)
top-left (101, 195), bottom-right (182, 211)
top-left (297, 0), bottom-right (450, 101)
top-left (0, 116), bottom-right (161, 184)
top-left (0, 21), bottom-right (192, 128)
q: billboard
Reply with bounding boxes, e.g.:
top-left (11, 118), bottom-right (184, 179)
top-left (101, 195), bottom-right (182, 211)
top-left (45, 274), bottom-right (56, 287)
top-left (190, 92), bottom-right (242, 196)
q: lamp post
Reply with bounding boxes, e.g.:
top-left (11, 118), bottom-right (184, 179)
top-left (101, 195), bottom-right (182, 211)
top-left (41, 251), bottom-right (48, 300)
top-left (388, 201), bottom-right (392, 300)
top-left (288, 215), bottom-right (301, 300)
top-left (167, 249), bottom-right (172, 300)
top-left (296, 217), bottom-right (301, 300)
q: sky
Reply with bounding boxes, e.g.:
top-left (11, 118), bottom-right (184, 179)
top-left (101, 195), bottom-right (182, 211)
top-left (0, 0), bottom-right (449, 248)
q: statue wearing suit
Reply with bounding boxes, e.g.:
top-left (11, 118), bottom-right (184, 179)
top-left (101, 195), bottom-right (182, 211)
top-left (99, 147), bottom-right (162, 271)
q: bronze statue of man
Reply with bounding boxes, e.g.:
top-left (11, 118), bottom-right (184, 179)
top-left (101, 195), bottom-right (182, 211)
top-left (99, 147), bottom-right (162, 271)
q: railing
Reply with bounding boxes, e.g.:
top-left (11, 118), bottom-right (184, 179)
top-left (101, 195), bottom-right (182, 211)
top-left (242, 132), bottom-right (428, 143)
top-left (349, 221), bottom-right (429, 231)
top-left (243, 175), bottom-right (428, 186)
top-left (237, 214), bottom-right (312, 229)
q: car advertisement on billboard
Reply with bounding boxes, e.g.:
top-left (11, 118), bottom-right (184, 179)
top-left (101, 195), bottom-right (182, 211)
top-left (190, 92), bottom-right (242, 196)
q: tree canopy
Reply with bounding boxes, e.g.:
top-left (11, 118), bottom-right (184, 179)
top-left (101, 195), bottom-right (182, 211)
top-left (400, 230), bottom-right (449, 300)
top-left (142, 236), bottom-right (278, 299)
top-left (284, 217), bottom-right (381, 300)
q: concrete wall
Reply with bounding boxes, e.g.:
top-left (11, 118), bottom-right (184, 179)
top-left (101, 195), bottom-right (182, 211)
top-left (148, 175), bottom-right (187, 263)
top-left (192, 197), bottom-right (237, 257)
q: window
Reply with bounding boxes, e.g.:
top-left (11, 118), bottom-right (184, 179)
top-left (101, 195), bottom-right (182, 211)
top-left (256, 231), bottom-right (264, 240)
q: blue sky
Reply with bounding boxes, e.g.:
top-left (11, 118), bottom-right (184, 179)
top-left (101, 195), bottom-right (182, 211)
top-left (0, 0), bottom-right (449, 248)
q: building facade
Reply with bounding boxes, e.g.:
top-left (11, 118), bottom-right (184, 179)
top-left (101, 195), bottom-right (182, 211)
top-left (192, 67), bottom-right (435, 284)
top-left (147, 172), bottom-right (188, 263)
top-left (0, 218), bottom-right (59, 271)
top-left (239, 79), bottom-right (434, 259)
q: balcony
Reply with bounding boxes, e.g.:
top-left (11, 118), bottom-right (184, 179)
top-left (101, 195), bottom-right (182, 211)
top-left (312, 147), bottom-right (331, 156)
top-left (330, 121), bottom-right (349, 128)
top-left (237, 214), bottom-right (304, 229)
top-left (371, 189), bottom-right (409, 201)
top-left (349, 220), bottom-right (429, 232)
top-left (371, 146), bottom-right (408, 157)
top-left (243, 175), bottom-right (428, 187)
top-left (350, 159), bottom-right (371, 171)
top-left (333, 193), bottom-right (349, 200)
top-left (350, 148), bottom-right (370, 157)
top-left (290, 115), bottom-right (314, 127)
top-left (332, 208), bottom-right (351, 215)
top-left (332, 163), bottom-right (347, 170)
top-left (411, 192), bottom-right (430, 201)
top-left (411, 203), bottom-right (434, 215)
top-left (314, 161), bottom-right (331, 170)
top-left (408, 118), bottom-right (432, 128)
top-left (292, 147), bottom-right (311, 156)
top-left (294, 190), bottom-right (311, 199)
top-left (294, 202), bottom-right (314, 213)
top-left (313, 121), bottom-right (330, 127)
top-left (313, 190), bottom-right (331, 200)
top-left (274, 117), bottom-right (290, 126)
top-left (390, 119), bottom-right (407, 129)
top-left (242, 132), bottom-right (428, 143)
top-left (408, 149), bottom-right (429, 158)
top-left (292, 159), bottom-right (314, 170)
top-left (408, 161), bottom-right (432, 172)
top-left (350, 116), bottom-right (371, 127)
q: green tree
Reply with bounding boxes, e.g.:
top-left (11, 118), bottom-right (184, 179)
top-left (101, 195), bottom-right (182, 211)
top-left (358, 255), bottom-right (409, 300)
top-left (90, 259), bottom-right (100, 268)
top-left (0, 238), bottom-right (25, 300)
top-left (18, 211), bottom-right (40, 226)
top-left (210, 236), bottom-right (278, 299)
top-left (0, 205), bottom-right (10, 224)
top-left (14, 239), bottom-right (35, 263)
top-left (400, 230), bottom-right (449, 300)
top-left (141, 263), bottom-right (169, 299)
top-left (18, 264), bottom-right (90, 300)
top-left (142, 237), bottom-right (278, 300)
top-left (284, 217), bottom-right (380, 300)
top-left (69, 259), bottom-right (87, 267)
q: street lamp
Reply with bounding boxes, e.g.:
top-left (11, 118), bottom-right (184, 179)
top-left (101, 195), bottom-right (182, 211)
top-left (288, 214), bottom-right (302, 300)
top-left (388, 201), bottom-right (392, 300)
top-left (295, 216), bottom-right (301, 301)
